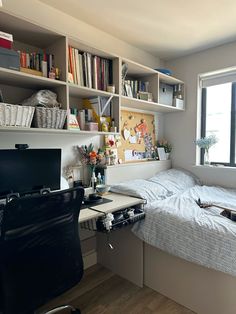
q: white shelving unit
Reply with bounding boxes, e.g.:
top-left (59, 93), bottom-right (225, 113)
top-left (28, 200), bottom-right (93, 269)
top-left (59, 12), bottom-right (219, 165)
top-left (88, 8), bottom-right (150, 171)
top-left (0, 11), bottom-right (185, 137)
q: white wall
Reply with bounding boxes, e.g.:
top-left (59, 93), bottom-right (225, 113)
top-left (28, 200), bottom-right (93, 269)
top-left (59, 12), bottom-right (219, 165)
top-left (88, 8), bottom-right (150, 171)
top-left (165, 41), bottom-right (236, 188)
top-left (1, 0), bottom-right (162, 69)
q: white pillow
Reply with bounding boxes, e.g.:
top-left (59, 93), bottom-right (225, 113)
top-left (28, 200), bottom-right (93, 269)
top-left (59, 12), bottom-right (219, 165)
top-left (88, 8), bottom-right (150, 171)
top-left (148, 168), bottom-right (201, 194)
top-left (111, 179), bottom-right (173, 203)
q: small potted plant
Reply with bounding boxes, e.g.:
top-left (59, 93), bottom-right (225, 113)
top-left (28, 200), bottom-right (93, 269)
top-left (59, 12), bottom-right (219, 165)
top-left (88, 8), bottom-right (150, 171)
top-left (157, 139), bottom-right (172, 159)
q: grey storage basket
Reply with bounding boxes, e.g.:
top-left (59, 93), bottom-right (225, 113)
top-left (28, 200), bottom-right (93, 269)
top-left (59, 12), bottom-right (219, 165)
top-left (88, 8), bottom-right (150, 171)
top-left (33, 107), bottom-right (67, 129)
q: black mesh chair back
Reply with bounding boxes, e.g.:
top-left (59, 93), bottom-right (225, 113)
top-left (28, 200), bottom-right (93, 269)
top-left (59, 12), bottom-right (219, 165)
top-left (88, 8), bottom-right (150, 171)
top-left (0, 186), bottom-right (84, 314)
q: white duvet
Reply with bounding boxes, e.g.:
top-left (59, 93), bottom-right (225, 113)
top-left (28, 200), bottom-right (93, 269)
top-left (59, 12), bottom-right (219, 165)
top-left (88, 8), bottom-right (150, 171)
top-left (132, 185), bottom-right (236, 277)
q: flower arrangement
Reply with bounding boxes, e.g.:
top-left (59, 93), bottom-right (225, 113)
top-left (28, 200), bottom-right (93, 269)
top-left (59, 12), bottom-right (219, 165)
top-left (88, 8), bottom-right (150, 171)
top-left (195, 135), bottom-right (218, 165)
top-left (77, 143), bottom-right (105, 169)
top-left (194, 135), bottom-right (218, 151)
top-left (157, 139), bottom-right (172, 153)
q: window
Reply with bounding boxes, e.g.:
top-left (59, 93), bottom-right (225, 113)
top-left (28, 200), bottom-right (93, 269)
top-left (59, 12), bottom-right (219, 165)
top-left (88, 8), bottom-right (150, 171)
top-left (200, 68), bottom-right (236, 166)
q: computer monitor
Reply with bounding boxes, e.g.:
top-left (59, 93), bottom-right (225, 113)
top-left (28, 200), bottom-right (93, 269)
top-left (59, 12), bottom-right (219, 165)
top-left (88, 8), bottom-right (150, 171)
top-left (0, 148), bottom-right (61, 197)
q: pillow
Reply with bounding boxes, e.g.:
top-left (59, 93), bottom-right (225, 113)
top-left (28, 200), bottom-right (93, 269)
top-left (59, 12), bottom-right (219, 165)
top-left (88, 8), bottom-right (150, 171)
top-left (148, 168), bottom-right (201, 195)
top-left (111, 179), bottom-right (173, 203)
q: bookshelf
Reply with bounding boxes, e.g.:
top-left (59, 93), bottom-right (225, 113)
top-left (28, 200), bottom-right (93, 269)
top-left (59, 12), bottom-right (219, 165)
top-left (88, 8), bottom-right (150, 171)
top-left (0, 11), bottom-right (185, 136)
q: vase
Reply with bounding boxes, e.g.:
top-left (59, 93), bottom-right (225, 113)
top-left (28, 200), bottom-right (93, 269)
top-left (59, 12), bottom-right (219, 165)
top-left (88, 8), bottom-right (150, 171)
top-left (83, 165), bottom-right (95, 187)
top-left (204, 149), bottom-right (210, 165)
top-left (165, 153), bottom-right (170, 160)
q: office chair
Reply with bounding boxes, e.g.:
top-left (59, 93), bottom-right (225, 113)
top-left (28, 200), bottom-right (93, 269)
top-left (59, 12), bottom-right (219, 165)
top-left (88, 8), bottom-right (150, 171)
top-left (0, 186), bottom-right (84, 314)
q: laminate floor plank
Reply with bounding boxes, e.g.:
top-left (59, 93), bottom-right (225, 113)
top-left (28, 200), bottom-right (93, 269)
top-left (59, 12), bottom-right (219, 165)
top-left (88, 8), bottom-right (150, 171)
top-left (37, 264), bottom-right (195, 314)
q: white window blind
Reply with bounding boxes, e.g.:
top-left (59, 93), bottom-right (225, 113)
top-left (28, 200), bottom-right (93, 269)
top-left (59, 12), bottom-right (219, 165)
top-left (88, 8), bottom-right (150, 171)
top-left (200, 66), bottom-right (236, 88)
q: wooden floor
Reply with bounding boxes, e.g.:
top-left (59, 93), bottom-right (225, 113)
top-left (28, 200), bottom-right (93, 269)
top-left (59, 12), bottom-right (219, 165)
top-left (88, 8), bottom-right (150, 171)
top-left (37, 265), bottom-right (195, 314)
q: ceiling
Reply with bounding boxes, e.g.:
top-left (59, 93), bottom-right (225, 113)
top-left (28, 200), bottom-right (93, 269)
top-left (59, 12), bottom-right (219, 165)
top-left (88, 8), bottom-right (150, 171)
top-left (40, 0), bottom-right (236, 60)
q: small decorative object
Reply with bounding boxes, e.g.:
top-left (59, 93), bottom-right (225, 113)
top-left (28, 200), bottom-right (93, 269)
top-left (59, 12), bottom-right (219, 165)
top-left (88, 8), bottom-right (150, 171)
top-left (100, 117), bottom-right (109, 132)
top-left (96, 184), bottom-right (111, 195)
top-left (55, 67), bottom-right (60, 80)
top-left (155, 68), bottom-right (172, 76)
top-left (64, 164), bottom-right (82, 187)
top-left (144, 133), bottom-right (153, 158)
top-left (123, 128), bottom-right (131, 141)
top-left (107, 85), bottom-right (115, 94)
top-left (49, 68), bottom-right (56, 80)
top-left (68, 114), bottom-right (80, 129)
top-left (77, 143), bottom-right (105, 187)
top-left (157, 139), bottom-right (172, 159)
top-left (195, 135), bottom-right (218, 165)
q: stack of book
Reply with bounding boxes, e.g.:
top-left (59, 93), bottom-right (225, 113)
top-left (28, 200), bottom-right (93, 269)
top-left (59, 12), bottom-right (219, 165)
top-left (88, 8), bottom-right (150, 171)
top-left (18, 51), bottom-right (54, 77)
top-left (123, 79), bottom-right (149, 98)
top-left (68, 46), bottom-right (113, 91)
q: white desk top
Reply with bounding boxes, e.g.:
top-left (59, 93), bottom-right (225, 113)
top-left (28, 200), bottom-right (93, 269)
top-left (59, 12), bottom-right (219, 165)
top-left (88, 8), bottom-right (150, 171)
top-left (79, 193), bottom-right (144, 223)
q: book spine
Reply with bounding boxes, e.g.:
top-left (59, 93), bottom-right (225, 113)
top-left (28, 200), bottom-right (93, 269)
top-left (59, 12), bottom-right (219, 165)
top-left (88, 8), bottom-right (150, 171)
top-left (71, 48), bottom-right (77, 84)
top-left (68, 46), bottom-right (74, 83)
top-left (87, 53), bottom-right (92, 88)
top-left (75, 48), bottom-right (81, 86)
top-left (79, 53), bottom-right (84, 86)
top-left (83, 52), bottom-right (88, 87)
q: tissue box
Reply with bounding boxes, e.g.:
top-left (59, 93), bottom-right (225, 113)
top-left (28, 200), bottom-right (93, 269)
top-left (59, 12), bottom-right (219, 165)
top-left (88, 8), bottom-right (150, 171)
top-left (0, 47), bottom-right (20, 71)
top-left (0, 31), bottom-right (13, 49)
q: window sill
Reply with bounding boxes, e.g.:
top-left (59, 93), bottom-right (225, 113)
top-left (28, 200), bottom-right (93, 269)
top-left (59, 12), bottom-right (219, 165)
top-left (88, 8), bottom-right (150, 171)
top-left (193, 164), bottom-right (236, 171)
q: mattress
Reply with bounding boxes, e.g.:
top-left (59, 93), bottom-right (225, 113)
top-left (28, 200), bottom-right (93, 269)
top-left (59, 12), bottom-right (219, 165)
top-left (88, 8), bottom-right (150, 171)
top-left (132, 185), bottom-right (236, 277)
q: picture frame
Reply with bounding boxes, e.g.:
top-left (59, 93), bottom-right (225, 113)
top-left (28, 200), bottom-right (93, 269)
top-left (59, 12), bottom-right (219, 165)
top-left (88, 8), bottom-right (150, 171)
top-left (138, 91), bottom-right (153, 102)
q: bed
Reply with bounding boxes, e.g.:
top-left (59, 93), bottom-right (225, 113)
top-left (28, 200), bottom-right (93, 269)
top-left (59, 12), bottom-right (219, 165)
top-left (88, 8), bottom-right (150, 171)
top-left (109, 166), bottom-right (236, 314)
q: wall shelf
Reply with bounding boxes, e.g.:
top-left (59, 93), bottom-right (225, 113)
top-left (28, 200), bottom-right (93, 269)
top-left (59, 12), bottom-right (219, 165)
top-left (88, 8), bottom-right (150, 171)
top-left (68, 84), bottom-right (119, 99)
top-left (0, 67), bottom-right (66, 89)
top-left (121, 96), bottom-right (184, 113)
top-left (0, 126), bottom-right (120, 136)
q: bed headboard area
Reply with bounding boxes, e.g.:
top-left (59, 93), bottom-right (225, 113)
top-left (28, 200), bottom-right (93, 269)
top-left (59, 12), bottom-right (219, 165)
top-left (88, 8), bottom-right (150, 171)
top-left (105, 160), bottom-right (171, 185)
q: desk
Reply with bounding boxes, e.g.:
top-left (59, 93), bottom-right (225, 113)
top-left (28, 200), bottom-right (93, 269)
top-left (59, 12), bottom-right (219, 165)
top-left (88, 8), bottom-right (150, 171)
top-left (79, 193), bottom-right (145, 287)
top-left (79, 193), bottom-right (145, 223)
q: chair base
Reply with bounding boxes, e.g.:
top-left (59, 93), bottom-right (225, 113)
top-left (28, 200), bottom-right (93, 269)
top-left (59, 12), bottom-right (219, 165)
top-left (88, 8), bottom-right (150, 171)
top-left (42, 305), bottom-right (81, 314)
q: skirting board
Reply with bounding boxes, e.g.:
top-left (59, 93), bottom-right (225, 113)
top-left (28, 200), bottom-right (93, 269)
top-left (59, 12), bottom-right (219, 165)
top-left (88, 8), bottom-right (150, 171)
top-left (144, 244), bottom-right (236, 314)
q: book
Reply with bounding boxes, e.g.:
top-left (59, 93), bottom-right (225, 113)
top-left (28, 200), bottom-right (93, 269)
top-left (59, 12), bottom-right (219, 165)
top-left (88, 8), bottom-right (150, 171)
top-left (87, 52), bottom-right (92, 88)
top-left (72, 48), bottom-right (77, 84)
top-left (78, 53), bottom-right (84, 86)
top-left (74, 48), bottom-right (81, 86)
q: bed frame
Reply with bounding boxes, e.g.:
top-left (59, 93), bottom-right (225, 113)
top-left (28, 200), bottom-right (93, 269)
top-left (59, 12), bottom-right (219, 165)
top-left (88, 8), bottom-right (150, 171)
top-left (98, 161), bottom-right (236, 314)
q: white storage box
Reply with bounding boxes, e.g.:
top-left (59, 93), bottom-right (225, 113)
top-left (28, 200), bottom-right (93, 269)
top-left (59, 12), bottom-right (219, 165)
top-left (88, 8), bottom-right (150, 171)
top-left (0, 103), bottom-right (35, 127)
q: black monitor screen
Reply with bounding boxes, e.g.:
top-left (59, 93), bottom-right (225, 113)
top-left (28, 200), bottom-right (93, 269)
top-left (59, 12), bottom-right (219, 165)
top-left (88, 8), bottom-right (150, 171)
top-left (0, 149), bottom-right (61, 196)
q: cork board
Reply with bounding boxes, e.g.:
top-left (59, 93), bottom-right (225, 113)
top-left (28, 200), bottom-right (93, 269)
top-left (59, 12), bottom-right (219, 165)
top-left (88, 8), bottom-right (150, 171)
top-left (118, 110), bottom-right (156, 162)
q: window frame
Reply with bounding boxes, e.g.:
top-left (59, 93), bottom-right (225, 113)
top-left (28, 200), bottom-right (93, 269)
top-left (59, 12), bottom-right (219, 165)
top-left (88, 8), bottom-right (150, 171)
top-left (200, 82), bottom-right (236, 167)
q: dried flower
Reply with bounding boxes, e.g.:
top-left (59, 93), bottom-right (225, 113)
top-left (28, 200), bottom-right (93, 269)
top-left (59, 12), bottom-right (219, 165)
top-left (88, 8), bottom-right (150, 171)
top-left (77, 144), bottom-right (105, 168)
top-left (194, 135), bottom-right (218, 151)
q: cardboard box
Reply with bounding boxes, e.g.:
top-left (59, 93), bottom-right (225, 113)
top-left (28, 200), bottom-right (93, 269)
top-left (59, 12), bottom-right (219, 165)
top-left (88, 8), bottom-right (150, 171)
top-left (173, 98), bottom-right (184, 109)
top-left (85, 122), bottom-right (98, 131)
top-left (0, 47), bottom-right (20, 71)
top-left (0, 31), bottom-right (13, 49)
